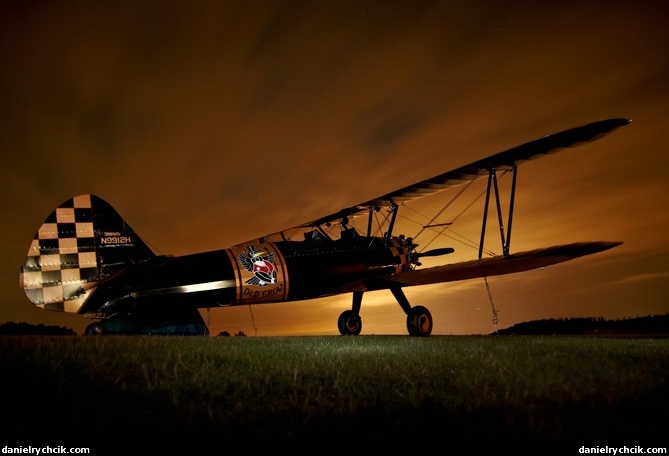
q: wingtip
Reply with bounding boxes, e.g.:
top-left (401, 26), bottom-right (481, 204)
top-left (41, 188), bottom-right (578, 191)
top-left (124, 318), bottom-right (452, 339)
top-left (605, 117), bottom-right (632, 128)
top-left (598, 241), bottom-right (624, 252)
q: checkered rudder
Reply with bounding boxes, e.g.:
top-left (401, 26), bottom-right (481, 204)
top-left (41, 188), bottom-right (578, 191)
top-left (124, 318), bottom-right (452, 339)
top-left (19, 194), bottom-right (155, 313)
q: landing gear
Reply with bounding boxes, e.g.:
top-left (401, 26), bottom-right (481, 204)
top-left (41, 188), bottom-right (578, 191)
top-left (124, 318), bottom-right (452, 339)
top-left (406, 305), bottom-right (433, 337)
top-left (338, 310), bottom-right (362, 336)
top-left (392, 287), bottom-right (434, 337)
top-left (337, 288), bottom-right (434, 336)
top-left (338, 290), bottom-right (363, 335)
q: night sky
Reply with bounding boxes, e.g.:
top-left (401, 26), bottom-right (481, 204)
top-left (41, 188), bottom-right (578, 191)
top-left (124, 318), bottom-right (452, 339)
top-left (2, 1), bottom-right (668, 336)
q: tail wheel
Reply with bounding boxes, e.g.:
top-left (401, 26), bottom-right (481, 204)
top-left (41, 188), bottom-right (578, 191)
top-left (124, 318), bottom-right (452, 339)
top-left (407, 305), bottom-right (433, 337)
top-left (338, 310), bottom-right (362, 336)
top-left (85, 322), bottom-right (106, 336)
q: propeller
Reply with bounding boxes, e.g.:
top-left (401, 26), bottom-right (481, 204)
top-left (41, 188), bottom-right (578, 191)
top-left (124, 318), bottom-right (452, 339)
top-left (411, 247), bottom-right (455, 266)
top-left (402, 236), bottom-right (454, 266)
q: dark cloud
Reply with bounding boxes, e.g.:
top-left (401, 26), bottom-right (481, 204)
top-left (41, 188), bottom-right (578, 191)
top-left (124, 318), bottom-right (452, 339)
top-left (2, 0), bottom-right (668, 335)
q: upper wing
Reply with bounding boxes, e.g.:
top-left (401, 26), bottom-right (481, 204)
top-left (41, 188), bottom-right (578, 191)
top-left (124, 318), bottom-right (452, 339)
top-left (302, 118), bottom-right (631, 228)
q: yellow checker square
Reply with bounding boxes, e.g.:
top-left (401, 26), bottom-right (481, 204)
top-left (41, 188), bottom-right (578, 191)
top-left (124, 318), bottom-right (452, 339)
top-left (38, 223), bottom-right (58, 240)
top-left (61, 268), bottom-right (81, 283)
top-left (43, 285), bottom-right (63, 304)
top-left (64, 296), bottom-right (87, 313)
top-left (40, 254), bottom-right (61, 271)
top-left (27, 239), bottom-right (41, 256)
top-left (58, 238), bottom-right (79, 254)
top-left (78, 251), bottom-right (97, 268)
top-left (56, 207), bottom-right (75, 223)
top-left (73, 194), bottom-right (91, 208)
top-left (76, 222), bottom-right (94, 238)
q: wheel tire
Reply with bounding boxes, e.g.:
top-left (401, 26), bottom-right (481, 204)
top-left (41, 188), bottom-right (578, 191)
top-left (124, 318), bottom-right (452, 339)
top-left (85, 322), bottom-right (105, 336)
top-left (338, 310), bottom-right (362, 336)
top-left (406, 305), bottom-right (433, 337)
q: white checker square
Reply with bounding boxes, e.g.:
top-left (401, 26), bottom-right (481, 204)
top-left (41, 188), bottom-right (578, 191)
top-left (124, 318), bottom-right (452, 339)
top-left (21, 271), bottom-right (43, 289)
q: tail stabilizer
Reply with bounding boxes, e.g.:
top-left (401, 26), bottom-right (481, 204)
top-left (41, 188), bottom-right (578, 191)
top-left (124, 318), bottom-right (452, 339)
top-left (19, 194), bottom-right (155, 313)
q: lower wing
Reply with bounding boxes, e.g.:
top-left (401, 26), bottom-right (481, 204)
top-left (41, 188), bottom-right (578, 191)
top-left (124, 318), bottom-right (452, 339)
top-left (350, 241), bottom-right (622, 292)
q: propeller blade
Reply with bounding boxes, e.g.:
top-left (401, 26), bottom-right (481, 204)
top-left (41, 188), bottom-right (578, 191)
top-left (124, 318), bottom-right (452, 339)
top-left (416, 247), bottom-right (455, 258)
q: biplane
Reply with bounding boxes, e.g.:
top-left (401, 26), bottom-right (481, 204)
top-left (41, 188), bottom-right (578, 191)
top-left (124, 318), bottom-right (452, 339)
top-left (19, 118), bottom-right (630, 336)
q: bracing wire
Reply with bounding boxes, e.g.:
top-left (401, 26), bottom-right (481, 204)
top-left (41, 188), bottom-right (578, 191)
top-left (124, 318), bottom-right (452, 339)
top-left (398, 207), bottom-right (496, 255)
top-left (398, 169), bottom-right (512, 257)
top-left (248, 304), bottom-right (257, 336)
top-left (419, 188), bottom-right (496, 255)
top-left (484, 277), bottom-right (500, 334)
top-left (412, 176), bottom-right (480, 241)
top-left (397, 179), bottom-right (500, 256)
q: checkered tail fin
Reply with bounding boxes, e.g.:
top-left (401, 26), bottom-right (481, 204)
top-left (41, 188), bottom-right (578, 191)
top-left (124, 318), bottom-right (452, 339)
top-left (19, 194), bottom-right (156, 313)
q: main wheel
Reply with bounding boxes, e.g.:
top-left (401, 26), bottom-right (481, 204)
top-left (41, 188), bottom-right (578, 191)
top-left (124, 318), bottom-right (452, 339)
top-left (338, 310), bottom-right (362, 336)
top-left (406, 305), bottom-right (433, 337)
top-left (85, 322), bottom-right (106, 336)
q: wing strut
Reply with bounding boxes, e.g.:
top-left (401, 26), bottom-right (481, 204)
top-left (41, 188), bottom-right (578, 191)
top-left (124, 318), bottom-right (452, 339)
top-left (384, 204), bottom-right (399, 243)
top-left (479, 166), bottom-right (517, 259)
top-left (366, 207), bottom-right (375, 237)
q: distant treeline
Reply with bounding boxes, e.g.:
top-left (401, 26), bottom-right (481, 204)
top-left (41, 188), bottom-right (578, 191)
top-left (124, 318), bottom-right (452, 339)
top-left (1, 314), bottom-right (667, 336)
top-left (0, 321), bottom-right (76, 335)
top-left (495, 314), bottom-right (669, 335)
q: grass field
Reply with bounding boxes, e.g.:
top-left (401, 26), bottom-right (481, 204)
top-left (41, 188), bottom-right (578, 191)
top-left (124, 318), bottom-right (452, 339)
top-left (1, 335), bottom-right (667, 447)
